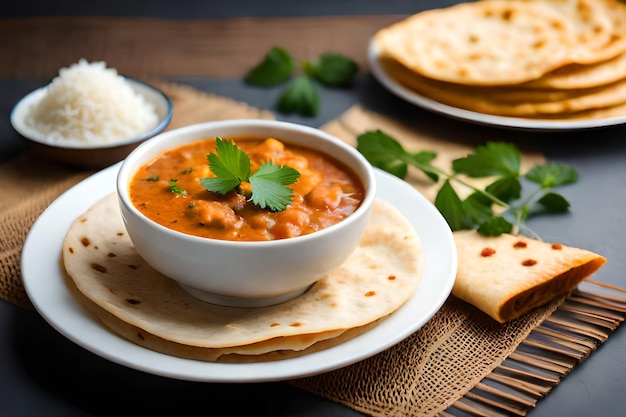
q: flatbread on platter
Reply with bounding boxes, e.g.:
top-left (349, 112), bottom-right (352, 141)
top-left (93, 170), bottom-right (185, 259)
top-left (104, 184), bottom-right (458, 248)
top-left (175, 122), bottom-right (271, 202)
top-left (62, 193), bottom-right (423, 362)
top-left (522, 51), bottom-right (626, 90)
top-left (452, 230), bottom-right (606, 323)
top-left (373, 0), bottom-right (626, 121)
top-left (379, 57), bottom-right (626, 119)
top-left (374, 0), bottom-right (577, 86)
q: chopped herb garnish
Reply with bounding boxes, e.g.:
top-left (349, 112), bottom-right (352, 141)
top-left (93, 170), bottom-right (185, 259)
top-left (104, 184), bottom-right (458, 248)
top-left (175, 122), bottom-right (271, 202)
top-left (146, 175), bottom-right (160, 181)
top-left (356, 130), bottom-right (578, 237)
top-left (245, 47), bottom-right (358, 117)
top-left (181, 167), bottom-right (193, 175)
top-left (168, 179), bottom-right (187, 196)
top-left (199, 137), bottom-right (300, 212)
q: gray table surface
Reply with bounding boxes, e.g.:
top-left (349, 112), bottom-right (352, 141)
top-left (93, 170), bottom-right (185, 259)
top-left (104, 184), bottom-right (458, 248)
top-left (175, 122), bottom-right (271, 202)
top-left (2, 1), bottom-right (626, 416)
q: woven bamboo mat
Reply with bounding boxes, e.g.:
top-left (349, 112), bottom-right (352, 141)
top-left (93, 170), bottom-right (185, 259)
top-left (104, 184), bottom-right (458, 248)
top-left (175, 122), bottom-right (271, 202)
top-left (291, 282), bottom-right (625, 417)
top-left (443, 282), bottom-right (626, 417)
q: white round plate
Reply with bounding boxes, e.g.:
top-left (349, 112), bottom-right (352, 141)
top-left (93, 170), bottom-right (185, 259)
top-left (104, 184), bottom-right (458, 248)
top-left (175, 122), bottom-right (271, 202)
top-left (368, 40), bottom-right (626, 131)
top-left (22, 163), bottom-right (456, 383)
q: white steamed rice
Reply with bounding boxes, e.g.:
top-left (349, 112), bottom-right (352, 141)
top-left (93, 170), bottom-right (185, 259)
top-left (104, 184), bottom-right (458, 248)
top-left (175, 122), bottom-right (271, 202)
top-left (24, 59), bottom-right (159, 146)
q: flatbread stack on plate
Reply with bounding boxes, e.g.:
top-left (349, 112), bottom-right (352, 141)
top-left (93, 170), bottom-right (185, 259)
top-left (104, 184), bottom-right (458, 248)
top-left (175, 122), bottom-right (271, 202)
top-left (62, 193), bottom-right (424, 362)
top-left (373, 0), bottom-right (626, 120)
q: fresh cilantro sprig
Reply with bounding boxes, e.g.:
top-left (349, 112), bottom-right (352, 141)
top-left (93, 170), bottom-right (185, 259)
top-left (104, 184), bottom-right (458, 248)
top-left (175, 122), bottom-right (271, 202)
top-left (199, 137), bottom-right (300, 212)
top-left (245, 46), bottom-right (358, 117)
top-left (356, 130), bottom-right (578, 237)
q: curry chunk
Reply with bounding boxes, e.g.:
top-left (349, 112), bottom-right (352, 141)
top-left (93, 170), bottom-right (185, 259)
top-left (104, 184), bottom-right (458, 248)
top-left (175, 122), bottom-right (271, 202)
top-left (306, 185), bottom-right (343, 210)
top-left (191, 200), bottom-right (243, 231)
top-left (272, 208), bottom-right (312, 239)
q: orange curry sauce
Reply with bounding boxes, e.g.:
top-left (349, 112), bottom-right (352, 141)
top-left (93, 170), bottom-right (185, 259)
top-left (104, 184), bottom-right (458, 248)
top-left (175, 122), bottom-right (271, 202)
top-left (129, 136), bottom-right (365, 241)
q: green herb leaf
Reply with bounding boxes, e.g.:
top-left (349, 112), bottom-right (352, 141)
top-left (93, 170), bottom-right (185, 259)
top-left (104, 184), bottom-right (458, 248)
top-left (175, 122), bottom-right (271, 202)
top-left (525, 163), bottom-right (578, 188)
top-left (303, 53), bottom-right (359, 86)
top-left (355, 130), bottom-right (579, 237)
top-left (485, 176), bottom-right (522, 203)
top-left (463, 192), bottom-right (498, 227)
top-left (277, 75), bottom-right (321, 116)
top-left (356, 130), bottom-right (438, 181)
top-left (200, 138), bottom-right (300, 211)
top-left (537, 192), bottom-right (570, 212)
top-left (245, 46), bottom-right (296, 87)
top-left (201, 137), bottom-right (251, 194)
top-left (452, 142), bottom-right (520, 178)
top-left (249, 162), bottom-right (300, 211)
top-left (477, 216), bottom-right (513, 236)
top-left (434, 180), bottom-right (467, 231)
top-left (168, 179), bottom-right (187, 196)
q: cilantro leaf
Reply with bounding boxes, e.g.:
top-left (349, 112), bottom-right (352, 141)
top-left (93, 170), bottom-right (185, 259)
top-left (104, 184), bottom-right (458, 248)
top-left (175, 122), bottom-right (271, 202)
top-left (199, 176), bottom-right (240, 195)
top-left (477, 216), bottom-right (513, 236)
top-left (485, 176), bottom-right (522, 203)
top-left (463, 192), bottom-right (498, 227)
top-left (356, 130), bottom-right (438, 181)
top-left (199, 138), bottom-right (300, 211)
top-left (201, 137), bottom-right (251, 194)
top-left (537, 192), bottom-right (570, 212)
top-left (277, 75), bottom-right (320, 116)
top-left (303, 53), bottom-right (359, 86)
top-left (249, 162), bottom-right (300, 211)
top-left (525, 163), bottom-right (578, 188)
top-left (245, 46), bottom-right (296, 87)
top-left (434, 180), bottom-right (467, 231)
top-left (453, 142), bottom-right (520, 177)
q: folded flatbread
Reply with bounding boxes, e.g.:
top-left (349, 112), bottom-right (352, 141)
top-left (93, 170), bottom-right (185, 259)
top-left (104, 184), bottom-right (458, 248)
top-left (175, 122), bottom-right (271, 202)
top-left (452, 230), bottom-right (606, 323)
top-left (62, 193), bottom-right (423, 361)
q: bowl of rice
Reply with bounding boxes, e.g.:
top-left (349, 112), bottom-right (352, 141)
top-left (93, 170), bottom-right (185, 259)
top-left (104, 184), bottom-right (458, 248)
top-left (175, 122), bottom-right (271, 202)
top-left (10, 59), bottom-right (173, 169)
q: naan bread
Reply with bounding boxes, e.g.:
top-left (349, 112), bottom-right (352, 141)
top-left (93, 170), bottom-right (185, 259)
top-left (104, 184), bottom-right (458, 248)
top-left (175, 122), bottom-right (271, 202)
top-left (513, 0), bottom-right (617, 65)
top-left (374, 0), bottom-right (626, 121)
top-left (374, 0), bottom-right (576, 86)
top-left (62, 193), bottom-right (423, 361)
top-left (522, 52), bottom-right (626, 90)
top-left (379, 57), bottom-right (626, 118)
top-left (452, 230), bottom-right (606, 323)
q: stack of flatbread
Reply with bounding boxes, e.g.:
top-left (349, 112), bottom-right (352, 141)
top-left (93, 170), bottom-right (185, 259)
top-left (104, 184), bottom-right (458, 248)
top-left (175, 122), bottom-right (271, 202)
top-left (62, 194), bottom-right (424, 362)
top-left (374, 0), bottom-right (626, 120)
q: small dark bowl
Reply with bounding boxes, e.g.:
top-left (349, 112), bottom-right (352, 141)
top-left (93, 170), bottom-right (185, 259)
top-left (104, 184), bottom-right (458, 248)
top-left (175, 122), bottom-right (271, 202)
top-left (10, 78), bottom-right (173, 170)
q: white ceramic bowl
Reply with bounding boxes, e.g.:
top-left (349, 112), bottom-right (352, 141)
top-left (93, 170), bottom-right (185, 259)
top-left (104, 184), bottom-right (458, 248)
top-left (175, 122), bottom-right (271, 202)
top-left (117, 119), bottom-right (377, 307)
top-left (10, 77), bottom-right (173, 169)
